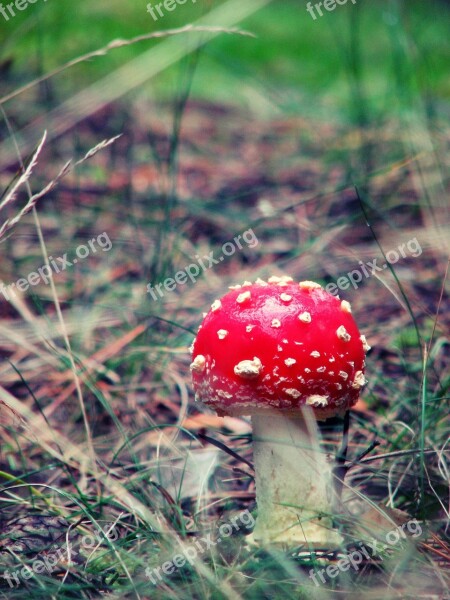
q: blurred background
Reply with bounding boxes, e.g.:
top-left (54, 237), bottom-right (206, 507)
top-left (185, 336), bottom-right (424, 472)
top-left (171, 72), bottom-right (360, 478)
top-left (0, 1), bottom-right (449, 598)
top-left (1, 0), bottom-right (449, 115)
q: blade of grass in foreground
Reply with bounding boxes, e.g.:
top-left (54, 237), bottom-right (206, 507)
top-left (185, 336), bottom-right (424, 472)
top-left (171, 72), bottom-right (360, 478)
top-left (0, 0), bottom-right (274, 171)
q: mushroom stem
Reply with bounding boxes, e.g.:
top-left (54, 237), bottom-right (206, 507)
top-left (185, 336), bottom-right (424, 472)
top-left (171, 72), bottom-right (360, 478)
top-left (251, 410), bottom-right (343, 547)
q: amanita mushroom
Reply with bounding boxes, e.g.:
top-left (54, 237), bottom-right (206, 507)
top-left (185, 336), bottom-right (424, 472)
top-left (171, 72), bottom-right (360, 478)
top-left (190, 277), bottom-right (370, 546)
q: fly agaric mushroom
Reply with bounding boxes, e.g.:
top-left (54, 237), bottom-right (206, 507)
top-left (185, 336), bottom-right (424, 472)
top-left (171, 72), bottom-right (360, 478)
top-left (190, 277), bottom-right (369, 546)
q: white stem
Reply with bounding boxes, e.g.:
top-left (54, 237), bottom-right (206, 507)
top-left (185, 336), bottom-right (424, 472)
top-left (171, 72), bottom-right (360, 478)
top-left (251, 411), bottom-right (342, 547)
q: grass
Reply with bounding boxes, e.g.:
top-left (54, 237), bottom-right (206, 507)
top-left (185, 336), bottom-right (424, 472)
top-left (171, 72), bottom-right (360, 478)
top-left (0, 0), bottom-right (449, 598)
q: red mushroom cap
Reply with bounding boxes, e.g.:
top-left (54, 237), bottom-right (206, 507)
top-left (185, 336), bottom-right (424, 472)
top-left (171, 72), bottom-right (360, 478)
top-left (190, 277), bottom-right (370, 419)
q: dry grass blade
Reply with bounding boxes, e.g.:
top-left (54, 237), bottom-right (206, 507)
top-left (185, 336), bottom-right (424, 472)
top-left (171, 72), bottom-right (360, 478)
top-left (0, 131), bottom-right (47, 212)
top-left (74, 134), bottom-right (123, 166)
top-left (0, 26), bottom-right (255, 107)
top-left (0, 160), bottom-right (71, 240)
top-left (0, 134), bottom-right (121, 241)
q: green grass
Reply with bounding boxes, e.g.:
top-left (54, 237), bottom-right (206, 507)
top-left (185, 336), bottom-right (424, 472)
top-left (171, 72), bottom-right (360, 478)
top-left (1, 0), bottom-right (448, 111)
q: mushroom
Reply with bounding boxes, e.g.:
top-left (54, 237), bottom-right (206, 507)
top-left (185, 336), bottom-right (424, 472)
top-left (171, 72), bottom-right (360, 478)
top-left (190, 277), bottom-right (369, 547)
